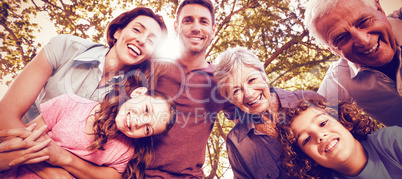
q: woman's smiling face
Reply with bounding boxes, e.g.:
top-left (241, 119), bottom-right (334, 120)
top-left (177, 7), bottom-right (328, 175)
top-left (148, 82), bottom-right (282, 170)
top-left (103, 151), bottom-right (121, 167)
top-left (112, 15), bottom-right (163, 67)
top-left (225, 65), bottom-right (271, 114)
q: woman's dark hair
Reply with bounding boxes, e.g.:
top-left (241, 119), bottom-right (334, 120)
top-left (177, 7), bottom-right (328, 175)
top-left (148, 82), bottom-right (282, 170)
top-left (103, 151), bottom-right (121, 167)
top-left (277, 98), bottom-right (380, 178)
top-left (87, 69), bottom-right (175, 179)
top-left (106, 6), bottom-right (168, 48)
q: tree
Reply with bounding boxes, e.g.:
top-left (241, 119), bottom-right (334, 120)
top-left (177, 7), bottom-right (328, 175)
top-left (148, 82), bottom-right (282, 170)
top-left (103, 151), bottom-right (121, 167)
top-left (1, 0), bottom-right (123, 85)
top-left (1, 0), bottom-right (334, 178)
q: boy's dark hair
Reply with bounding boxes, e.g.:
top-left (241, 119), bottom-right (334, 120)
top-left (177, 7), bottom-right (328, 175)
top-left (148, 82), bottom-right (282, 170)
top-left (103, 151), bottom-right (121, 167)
top-left (277, 98), bottom-right (381, 178)
top-left (176, 0), bottom-right (215, 25)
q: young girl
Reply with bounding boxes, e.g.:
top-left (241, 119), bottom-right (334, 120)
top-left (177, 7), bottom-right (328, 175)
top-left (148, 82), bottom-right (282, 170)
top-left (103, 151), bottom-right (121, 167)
top-left (1, 72), bottom-right (176, 179)
top-left (277, 98), bottom-right (402, 179)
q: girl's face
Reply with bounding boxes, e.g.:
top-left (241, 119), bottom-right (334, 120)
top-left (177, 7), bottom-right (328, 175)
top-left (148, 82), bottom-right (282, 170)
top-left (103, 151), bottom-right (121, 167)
top-left (290, 107), bottom-right (362, 170)
top-left (115, 87), bottom-right (171, 138)
top-left (225, 65), bottom-right (271, 114)
top-left (112, 15), bottom-right (163, 67)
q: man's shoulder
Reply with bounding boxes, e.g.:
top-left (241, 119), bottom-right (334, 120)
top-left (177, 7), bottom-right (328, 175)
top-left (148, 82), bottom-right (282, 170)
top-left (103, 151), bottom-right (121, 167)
top-left (50, 34), bottom-right (103, 48)
top-left (368, 126), bottom-right (402, 144)
top-left (321, 58), bottom-right (354, 82)
top-left (327, 58), bottom-right (350, 71)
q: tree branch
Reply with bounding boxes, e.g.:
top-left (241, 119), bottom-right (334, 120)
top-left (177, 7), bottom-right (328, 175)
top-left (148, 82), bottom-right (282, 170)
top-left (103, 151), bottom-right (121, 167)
top-left (264, 29), bottom-right (308, 67)
top-left (215, 119), bottom-right (227, 142)
top-left (206, 0), bottom-right (259, 57)
top-left (0, 21), bottom-right (25, 64)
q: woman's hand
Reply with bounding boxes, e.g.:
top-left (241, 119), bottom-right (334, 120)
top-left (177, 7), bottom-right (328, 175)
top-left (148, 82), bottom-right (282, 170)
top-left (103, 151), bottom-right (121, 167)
top-left (0, 124), bottom-right (51, 171)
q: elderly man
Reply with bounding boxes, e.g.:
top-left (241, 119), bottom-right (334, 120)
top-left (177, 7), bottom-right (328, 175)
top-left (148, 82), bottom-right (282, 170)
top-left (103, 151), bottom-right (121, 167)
top-left (305, 0), bottom-right (402, 126)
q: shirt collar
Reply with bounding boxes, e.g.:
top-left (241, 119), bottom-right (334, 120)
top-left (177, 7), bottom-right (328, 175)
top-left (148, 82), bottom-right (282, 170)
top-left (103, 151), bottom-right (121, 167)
top-left (71, 45), bottom-right (109, 74)
top-left (388, 13), bottom-right (402, 46)
top-left (176, 60), bottom-right (215, 74)
top-left (347, 60), bottom-right (361, 78)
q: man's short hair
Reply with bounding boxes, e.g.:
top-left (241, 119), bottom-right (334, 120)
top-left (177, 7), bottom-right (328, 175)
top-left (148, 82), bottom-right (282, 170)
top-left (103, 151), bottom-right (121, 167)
top-left (304, 0), bottom-right (376, 45)
top-left (176, 0), bottom-right (215, 25)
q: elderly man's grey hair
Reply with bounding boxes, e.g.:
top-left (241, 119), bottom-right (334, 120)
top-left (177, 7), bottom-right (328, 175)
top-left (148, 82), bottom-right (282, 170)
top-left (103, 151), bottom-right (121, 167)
top-left (304, 0), bottom-right (376, 45)
top-left (214, 47), bottom-right (268, 100)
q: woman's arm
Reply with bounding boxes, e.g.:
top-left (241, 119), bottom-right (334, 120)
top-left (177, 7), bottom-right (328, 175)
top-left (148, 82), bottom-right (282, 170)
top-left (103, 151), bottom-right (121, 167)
top-left (0, 49), bottom-right (53, 130)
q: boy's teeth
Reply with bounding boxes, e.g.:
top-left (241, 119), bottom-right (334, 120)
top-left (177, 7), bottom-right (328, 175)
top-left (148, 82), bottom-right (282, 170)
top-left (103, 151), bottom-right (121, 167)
top-left (128, 44), bottom-right (140, 55)
top-left (325, 139), bottom-right (338, 152)
top-left (190, 37), bottom-right (202, 40)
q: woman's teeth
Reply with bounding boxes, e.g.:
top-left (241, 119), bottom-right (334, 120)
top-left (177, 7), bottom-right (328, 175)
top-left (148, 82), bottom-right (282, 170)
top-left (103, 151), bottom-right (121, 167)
top-left (247, 94), bottom-right (261, 105)
top-left (128, 44), bottom-right (141, 55)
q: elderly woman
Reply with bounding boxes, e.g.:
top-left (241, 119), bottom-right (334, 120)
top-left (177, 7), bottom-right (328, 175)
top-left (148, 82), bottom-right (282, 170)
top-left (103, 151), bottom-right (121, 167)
top-left (214, 47), bottom-right (323, 179)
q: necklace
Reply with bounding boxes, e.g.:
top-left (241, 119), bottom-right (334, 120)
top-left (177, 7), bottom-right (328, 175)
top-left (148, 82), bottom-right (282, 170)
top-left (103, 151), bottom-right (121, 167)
top-left (254, 93), bottom-right (281, 139)
top-left (255, 122), bottom-right (278, 140)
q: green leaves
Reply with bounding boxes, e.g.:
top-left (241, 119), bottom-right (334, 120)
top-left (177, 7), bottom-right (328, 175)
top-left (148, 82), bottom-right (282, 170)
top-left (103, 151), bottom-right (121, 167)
top-left (1, 0), bottom-right (335, 177)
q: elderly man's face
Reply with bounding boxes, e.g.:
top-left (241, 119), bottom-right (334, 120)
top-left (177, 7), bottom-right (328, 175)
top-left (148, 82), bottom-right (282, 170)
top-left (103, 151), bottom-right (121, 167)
top-left (316, 0), bottom-right (396, 67)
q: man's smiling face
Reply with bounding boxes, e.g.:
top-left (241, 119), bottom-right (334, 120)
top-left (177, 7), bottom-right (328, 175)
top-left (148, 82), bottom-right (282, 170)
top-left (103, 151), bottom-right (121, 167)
top-left (316, 0), bottom-right (396, 67)
top-left (175, 4), bottom-right (216, 55)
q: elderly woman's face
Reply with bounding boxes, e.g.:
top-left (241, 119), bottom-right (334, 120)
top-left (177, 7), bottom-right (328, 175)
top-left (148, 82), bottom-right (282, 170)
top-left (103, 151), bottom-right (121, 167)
top-left (226, 65), bottom-right (271, 114)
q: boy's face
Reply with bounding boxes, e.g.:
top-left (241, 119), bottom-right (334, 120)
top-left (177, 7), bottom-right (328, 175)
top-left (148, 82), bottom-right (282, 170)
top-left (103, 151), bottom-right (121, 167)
top-left (115, 89), bottom-right (171, 138)
top-left (174, 4), bottom-right (216, 55)
top-left (290, 107), bottom-right (360, 169)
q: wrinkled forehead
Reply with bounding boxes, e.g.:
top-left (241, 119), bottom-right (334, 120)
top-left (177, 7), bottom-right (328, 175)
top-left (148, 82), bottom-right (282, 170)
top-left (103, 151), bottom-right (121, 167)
top-left (315, 1), bottom-right (380, 35)
top-left (229, 64), bottom-right (263, 81)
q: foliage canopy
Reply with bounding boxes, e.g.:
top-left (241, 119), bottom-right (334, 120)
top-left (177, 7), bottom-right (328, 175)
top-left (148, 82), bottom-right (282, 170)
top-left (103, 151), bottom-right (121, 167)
top-left (1, 0), bottom-right (336, 177)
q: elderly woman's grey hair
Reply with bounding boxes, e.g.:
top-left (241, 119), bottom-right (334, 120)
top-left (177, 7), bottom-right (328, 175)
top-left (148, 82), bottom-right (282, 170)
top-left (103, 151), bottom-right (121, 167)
top-left (214, 47), bottom-right (268, 100)
top-left (304, 0), bottom-right (376, 45)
